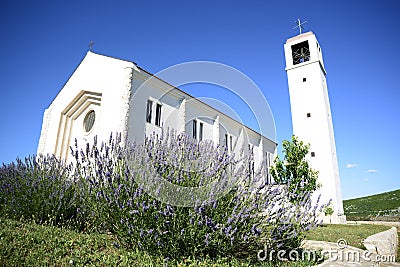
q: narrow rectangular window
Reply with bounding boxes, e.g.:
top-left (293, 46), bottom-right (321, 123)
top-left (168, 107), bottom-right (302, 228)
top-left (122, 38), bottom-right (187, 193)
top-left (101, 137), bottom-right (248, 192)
top-left (230, 135), bottom-right (233, 151)
top-left (199, 122), bottom-right (203, 141)
top-left (248, 144), bottom-right (254, 154)
top-left (146, 100), bottom-right (153, 123)
top-left (248, 161), bottom-right (255, 177)
top-left (155, 103), bottom-right (162, 126)
top-left (193, 120), bottom-right (197, 139)
top-left (225, 133), bottom-right (228, 149)
top-left (265, 152), bottom-right (270, 184)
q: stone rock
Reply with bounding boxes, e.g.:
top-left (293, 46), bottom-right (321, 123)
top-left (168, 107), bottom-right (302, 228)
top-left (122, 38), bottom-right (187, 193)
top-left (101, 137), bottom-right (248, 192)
top-left (363, 227), bottom-right (398, 257)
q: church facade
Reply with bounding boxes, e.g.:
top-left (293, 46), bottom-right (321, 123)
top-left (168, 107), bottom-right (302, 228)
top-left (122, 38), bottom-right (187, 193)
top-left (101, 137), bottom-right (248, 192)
top-left (37, 51), bottom-right (277, 175)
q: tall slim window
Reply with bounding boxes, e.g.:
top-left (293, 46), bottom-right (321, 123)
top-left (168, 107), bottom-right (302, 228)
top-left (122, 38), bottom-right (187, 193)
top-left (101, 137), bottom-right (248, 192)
top-left (248, 144), bottom-right (254, 154)
top-left (155, 103), bottom-right (162, 126)
top-left (199, 122), bottom-right (203, 141)
top-left (193, 120), bottom-right (197, 139)
top-left (230, 135), bottom-right (233, 151)
top-left (266, 152), bottom-right (271, 184)
top-left (248, 160), bottom-right (255, 177)
top-left (249, 161), bottom-right (255, 177)
top-left (146, 100), bottom-right (153, 123)
top-left (225, 133), bottom-right (228, 149)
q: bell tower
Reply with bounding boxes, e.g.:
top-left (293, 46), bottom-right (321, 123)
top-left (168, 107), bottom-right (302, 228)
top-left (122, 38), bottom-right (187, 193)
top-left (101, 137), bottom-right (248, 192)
top-left (284, 31), bottom-right (346, 223)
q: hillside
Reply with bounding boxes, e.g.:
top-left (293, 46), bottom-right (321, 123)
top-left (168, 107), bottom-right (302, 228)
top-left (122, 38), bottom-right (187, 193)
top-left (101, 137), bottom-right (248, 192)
top-left (343, 189), bottom-right (400, 221)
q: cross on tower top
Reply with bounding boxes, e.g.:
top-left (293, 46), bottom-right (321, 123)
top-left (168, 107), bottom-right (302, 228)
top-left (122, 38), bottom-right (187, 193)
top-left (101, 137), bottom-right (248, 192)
top-left (293, 18), bottom-right (307, 35)
top-left (88, 41), bottom-right (95, 51)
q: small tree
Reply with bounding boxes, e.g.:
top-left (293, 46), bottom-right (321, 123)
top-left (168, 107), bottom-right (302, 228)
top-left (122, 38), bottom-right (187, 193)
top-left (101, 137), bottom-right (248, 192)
top-left (270, 136), bottom-right (320, 203)
top-left (323, 204), bottom-right (334, 224)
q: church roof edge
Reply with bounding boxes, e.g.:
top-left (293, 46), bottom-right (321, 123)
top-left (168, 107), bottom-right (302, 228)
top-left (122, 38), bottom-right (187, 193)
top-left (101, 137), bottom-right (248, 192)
top-left (87, 50), bottom-right (138, 66)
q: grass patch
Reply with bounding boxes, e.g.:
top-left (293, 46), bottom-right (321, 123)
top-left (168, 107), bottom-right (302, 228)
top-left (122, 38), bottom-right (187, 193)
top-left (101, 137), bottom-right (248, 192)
top-left (0, 217), bottom-right (316, 266)
top-left (344, 189), bottom-right (400, 221)
top-left (0, 217), bottom-right (155, 266)
top-left (304, 224), bottom-right (391, 249)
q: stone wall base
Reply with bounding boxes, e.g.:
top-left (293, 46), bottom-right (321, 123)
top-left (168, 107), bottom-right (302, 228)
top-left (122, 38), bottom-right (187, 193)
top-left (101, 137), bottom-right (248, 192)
top-left (322, 214), bottom-right (347, 224)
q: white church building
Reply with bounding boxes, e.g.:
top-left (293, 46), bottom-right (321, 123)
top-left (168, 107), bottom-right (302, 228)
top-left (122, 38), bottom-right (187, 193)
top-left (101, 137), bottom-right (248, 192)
top-left (37, 50), bottom-right (277, 176)
top-left (37, 31), bottom-right (345, 223)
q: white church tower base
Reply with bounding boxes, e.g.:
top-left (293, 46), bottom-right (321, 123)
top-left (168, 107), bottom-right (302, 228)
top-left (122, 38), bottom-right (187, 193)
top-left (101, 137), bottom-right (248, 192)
top-left (284, 31), bottom-right (346, 224)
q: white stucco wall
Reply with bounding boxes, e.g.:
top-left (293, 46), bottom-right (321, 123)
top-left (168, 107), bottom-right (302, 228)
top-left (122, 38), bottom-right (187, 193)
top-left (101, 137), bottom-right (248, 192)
top-left (37, 52), bottom-right (135, 161)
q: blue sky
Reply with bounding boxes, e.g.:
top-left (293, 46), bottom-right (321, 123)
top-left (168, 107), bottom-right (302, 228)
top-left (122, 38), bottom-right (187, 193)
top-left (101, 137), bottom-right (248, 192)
top-left (0, 0), bottom-right (398, 200)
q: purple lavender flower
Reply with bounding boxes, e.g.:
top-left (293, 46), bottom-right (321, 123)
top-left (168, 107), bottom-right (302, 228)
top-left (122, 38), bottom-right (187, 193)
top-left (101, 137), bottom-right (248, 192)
top-left (140, 229), bottom-right (144, 238)
top-left (204, 233), bottom-right (210, 246)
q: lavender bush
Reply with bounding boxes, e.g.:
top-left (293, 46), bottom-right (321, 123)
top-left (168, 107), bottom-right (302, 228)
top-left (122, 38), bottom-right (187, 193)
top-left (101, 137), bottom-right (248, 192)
top-left (70, 130), bottom-right (323, 260)
top-left (0, 155), bottom-right (81, 227)
top-left (0, 129), bottom-right (324, 261)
